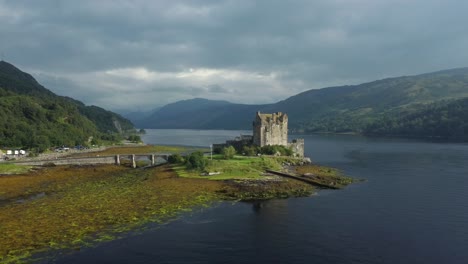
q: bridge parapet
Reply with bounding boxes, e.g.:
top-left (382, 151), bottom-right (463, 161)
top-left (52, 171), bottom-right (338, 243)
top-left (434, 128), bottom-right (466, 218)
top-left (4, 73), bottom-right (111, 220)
top-left (12, 153), bottom-right (171, 168)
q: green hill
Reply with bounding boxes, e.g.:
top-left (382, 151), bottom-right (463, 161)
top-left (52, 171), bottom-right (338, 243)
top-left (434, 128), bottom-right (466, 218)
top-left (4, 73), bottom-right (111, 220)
top-left (270, 67), bottom-right (468, 132)
top-left (0, 61), bottom-right (134, 151)
top-left (363, 98), bottom-right (468, 140)
top-left (137, 67), bottom-right (468, 139)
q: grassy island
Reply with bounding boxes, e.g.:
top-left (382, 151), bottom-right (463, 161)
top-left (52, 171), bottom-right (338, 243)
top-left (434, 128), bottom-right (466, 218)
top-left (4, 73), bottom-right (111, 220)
top-left (0, 146), bottom-right (354, 263)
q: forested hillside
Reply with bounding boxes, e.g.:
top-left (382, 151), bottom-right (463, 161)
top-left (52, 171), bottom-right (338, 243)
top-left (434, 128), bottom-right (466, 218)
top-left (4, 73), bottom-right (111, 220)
top-left (363, 98), bottom-right (468, 140)
top-left (265, 67), bottom-right (468, 132)
top-left (60, 96), bottom-right (133, 133)
top-left (0, 61), bottom-right (134, 151)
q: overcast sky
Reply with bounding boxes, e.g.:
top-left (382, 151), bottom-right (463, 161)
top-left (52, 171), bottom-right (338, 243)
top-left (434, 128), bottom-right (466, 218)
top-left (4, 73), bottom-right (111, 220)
top-left (1, 0), bottom-right (467, 112)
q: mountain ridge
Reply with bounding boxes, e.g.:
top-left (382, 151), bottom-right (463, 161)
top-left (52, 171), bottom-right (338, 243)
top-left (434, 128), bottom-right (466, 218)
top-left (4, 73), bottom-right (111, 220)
top-left (135, 66), bottom-right (468, 138)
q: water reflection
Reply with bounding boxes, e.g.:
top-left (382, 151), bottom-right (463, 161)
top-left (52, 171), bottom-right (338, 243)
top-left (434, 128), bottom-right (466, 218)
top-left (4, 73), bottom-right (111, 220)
top-left (251, 201), bottom-right (263, 212)
top-left (249, 199), bottom-right (289, 215)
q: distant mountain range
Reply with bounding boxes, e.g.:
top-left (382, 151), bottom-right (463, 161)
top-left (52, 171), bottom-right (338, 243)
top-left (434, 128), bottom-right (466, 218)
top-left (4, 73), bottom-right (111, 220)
top-left (132, 98), bottom-right (263, 129)
top-left (0, 61), bottom-right (134, 150)
top-left (133, 67), bottom-right (468, 140)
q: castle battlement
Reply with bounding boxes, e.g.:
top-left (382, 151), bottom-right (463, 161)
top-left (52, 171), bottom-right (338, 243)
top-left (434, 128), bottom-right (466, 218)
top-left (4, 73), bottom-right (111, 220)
top-left (253, 111), bottom-right (288, 147)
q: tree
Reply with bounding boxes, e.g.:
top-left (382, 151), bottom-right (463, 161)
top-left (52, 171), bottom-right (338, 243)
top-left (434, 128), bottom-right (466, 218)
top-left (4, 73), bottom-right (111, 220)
top-left (222, 146), bottom-right (236, 159)
top-left (90, 137), bottom-right (100, 146)
top-left (30, 135), bottom-right (50, 153)
top-left (168, 153), bottom-right (184, 164)
top-left (185, 151), bottom-right (207, 170)
top-left (127, 135), bottom-right (141, 143)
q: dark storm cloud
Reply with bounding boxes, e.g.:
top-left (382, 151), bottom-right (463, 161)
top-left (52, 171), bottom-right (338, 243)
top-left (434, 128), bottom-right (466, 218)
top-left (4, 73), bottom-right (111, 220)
top-left (1, 0), bottom-right (467, 110)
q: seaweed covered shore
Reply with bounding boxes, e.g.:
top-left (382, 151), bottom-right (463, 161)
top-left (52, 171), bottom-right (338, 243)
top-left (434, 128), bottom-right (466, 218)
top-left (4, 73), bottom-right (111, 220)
top-left (0, 149), bottom-right (355, 263)
top-left (0, 165), bottom-right (223, 263)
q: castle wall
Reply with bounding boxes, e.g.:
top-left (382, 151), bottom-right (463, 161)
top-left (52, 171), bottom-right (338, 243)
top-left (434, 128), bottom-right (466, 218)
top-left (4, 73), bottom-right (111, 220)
top-left (288, 139), bottom-right (305, 157)
top-left (253, 112), bottom-right (288, 147)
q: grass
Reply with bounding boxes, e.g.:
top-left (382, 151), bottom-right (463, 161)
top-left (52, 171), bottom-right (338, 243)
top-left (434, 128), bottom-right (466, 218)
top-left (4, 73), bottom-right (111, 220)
top-left (173, 153), bottom-right (355, 189)
top-left (0, 163), bottom-right (32, 175)
top-left (174, 155), bottom-right (314, 200)
top-left (173, 155), bottom-right (284, 180)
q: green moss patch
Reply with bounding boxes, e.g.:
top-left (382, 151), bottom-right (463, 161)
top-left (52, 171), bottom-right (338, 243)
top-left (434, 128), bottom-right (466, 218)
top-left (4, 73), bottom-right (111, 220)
top-left (295, 165), bottom-right (355, 188)
top-left (0, 163), bottom-right (32, 175)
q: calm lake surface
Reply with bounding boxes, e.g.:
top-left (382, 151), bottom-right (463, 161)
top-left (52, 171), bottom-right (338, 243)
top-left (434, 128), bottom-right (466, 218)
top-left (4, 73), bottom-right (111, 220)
top-left (57, 129), bottom-right (468, 264)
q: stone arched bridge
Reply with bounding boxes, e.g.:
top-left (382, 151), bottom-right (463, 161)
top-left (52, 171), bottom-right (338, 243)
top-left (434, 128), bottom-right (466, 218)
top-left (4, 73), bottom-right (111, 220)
top-left (12, 154), bottom-right (171, 168)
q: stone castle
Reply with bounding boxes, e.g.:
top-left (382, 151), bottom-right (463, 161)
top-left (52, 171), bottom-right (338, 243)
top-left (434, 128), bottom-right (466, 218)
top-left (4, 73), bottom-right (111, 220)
top-left (253, 112), bottom-right (304, 157)
top-left (253, 112), bottom-right (288, 146)
top-left (214, 111), bottom-right (304, 157)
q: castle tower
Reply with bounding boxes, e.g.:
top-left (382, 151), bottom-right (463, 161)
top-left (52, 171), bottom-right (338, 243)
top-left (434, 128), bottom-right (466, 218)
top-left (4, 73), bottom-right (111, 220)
top-left (252, 111), bottom-right (288, 147)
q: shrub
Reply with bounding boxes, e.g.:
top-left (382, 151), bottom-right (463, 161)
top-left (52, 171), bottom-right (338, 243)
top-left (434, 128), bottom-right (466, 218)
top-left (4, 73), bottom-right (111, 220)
top-left (127, 135), bottom-right (141, 143)
top-left (100, 133), bottom-right (121, 142)
top-left (282, 147), bottom-right (293, 156)
top-left (168, 154), bottom-right (184, 164)
top-left (260, 145), bottom-right (293, 156)
top-left (27, 151), bottom-right (39, 157)
top-left (90, 137), bottom-right (101, 146)
top-left (185, 151), bottom-right (207, 170)
top-left (222, 146), bottom-right (236, 159)
top-left (242, 145), bottom-right (258, 156)
top-left (212, 145), bottom-right (223, 154)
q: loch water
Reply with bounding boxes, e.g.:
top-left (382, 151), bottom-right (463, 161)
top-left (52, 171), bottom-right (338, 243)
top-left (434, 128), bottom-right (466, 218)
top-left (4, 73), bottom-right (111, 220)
top-left (57, 129), bottom-right (468, 264)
